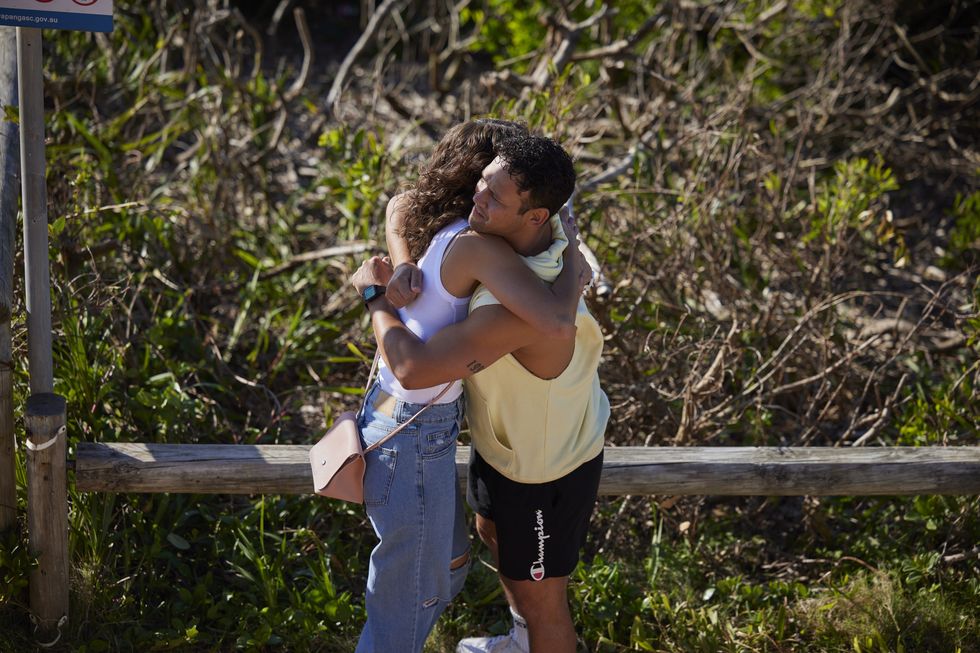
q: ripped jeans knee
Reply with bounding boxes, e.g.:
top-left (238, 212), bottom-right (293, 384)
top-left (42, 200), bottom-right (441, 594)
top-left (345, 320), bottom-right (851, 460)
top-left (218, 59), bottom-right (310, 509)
top-left (449, 549), bottom-right (471, 601)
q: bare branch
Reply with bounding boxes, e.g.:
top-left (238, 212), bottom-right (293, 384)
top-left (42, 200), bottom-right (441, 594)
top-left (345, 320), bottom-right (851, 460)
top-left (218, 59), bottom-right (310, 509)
top-left (283, 7), bottom-right (314, 102)
top-left (326, 0), bottom-right (406, 118)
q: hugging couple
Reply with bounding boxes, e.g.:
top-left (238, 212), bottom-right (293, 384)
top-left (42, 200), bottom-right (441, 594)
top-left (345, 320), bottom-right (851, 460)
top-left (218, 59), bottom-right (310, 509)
top-left (348, 119), bottom-right (609, 653)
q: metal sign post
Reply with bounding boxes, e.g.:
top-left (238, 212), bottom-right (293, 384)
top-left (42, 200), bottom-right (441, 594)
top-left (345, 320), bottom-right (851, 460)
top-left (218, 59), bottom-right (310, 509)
top-left (0, 0), bottom-right (112, 643)
top-left (17, 26), bottom-right (51, 395)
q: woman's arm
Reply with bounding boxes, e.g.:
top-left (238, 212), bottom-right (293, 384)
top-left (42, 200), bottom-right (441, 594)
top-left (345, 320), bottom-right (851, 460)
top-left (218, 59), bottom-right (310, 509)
top-left (384, 193), bottom-right (414, 266)
top-left (450, 211), bottom-right (589, 340)
top-left (384, 193), bottom-right (422, 308)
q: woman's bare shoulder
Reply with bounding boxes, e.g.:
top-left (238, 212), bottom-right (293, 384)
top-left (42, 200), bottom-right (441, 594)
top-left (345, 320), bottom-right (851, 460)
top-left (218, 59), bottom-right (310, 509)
top-left (386, 192), bottom-right (412, 217)
top-left (443, 231), bottom-right (519, 280)
top-left (451, 230), bottom-right (513, 255)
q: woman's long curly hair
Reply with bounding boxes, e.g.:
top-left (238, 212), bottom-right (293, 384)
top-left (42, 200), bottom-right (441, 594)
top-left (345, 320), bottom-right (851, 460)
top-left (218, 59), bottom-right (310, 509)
top-left (400, 119), bottom-right (528, 260)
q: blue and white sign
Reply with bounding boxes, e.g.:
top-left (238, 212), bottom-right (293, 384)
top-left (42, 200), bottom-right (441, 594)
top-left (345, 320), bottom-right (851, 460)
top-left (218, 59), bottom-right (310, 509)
top-left (0, 0), bottom-right (113, 33)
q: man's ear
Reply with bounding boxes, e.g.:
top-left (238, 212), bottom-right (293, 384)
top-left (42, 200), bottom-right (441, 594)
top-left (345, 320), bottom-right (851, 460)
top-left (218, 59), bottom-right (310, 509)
top-left (525, 207), bottom-right (551, 227)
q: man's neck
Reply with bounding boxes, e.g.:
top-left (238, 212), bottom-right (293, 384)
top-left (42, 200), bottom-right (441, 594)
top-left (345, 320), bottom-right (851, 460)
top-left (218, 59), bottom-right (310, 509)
top-left (506, 225), bottom-right (552, 257)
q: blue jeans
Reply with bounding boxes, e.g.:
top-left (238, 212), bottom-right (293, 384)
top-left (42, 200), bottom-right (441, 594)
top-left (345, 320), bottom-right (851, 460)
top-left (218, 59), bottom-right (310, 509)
top-left (355, 383), bottom-right (470, 653)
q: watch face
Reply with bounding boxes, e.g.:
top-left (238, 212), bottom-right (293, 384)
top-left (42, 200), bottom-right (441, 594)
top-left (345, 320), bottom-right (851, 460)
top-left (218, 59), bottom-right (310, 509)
top-left (363, 285), bottom-right (385, 303)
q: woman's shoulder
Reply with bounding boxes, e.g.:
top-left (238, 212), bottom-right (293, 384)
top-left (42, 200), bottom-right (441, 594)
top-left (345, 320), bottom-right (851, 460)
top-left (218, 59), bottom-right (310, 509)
top-left (442, 230), bottom-right (521, 280)
top-left (451, 229), bottom-right (511, 253)
top-left (443, 230), bottom-right (508, 264)
top-left (386, 192), bottom-right (413, 218)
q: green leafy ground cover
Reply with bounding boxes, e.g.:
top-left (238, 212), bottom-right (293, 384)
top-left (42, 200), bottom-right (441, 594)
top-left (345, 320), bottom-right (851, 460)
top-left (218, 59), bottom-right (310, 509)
top-left (1, 1), bottom-right (978, 651)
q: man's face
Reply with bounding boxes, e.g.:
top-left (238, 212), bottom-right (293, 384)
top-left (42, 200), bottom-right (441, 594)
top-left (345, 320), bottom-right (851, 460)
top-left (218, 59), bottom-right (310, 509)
top-left (469, 156), bottom-right (528, 237)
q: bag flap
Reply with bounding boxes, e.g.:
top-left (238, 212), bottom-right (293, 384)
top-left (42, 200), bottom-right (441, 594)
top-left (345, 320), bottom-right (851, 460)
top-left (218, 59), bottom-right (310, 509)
top-left (310, 411), bottom-right (362, 490)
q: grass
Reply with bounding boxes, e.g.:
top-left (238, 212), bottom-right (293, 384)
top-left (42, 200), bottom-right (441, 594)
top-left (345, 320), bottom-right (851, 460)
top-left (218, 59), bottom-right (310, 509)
top-left (1, 493), bottom-right (978, 651)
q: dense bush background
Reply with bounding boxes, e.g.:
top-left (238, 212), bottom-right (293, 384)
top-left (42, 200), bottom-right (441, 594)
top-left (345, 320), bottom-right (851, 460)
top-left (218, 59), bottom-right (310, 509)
top-left (1, 0), bottom-right (978, 650)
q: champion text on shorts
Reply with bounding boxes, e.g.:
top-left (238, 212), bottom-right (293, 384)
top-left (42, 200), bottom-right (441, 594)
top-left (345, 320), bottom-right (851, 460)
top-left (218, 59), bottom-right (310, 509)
top-left (530, 509), bottom-right (549, 581)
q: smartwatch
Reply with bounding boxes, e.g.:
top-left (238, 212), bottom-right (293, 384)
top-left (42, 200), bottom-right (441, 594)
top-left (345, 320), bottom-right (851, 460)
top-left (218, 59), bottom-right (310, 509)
top-left (361, 284), bottom-right (386, 307)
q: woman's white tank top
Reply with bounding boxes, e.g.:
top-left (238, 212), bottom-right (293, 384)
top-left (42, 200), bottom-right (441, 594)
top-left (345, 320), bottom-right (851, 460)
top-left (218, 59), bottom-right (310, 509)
top-left (376, 219), bottom-right (470, 403)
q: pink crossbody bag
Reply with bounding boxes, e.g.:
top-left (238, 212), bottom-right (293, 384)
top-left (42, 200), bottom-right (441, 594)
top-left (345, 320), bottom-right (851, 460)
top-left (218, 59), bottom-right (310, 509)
top-left (309, 354), bottom-right (450, 503)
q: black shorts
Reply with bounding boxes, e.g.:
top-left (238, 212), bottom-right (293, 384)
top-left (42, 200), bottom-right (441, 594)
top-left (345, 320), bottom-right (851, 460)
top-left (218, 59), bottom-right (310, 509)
top-left (467, 448), bottom-right (603, 582)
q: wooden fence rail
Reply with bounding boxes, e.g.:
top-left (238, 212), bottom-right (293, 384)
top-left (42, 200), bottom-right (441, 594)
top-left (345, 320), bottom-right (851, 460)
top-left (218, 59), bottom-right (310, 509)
top-left (75, 444), bottom-right (980, 496)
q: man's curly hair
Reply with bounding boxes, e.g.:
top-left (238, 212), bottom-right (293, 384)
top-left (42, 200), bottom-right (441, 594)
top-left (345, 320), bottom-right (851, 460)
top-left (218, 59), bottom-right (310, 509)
top-left (495, 134), bottom-right (576, 217)
top-left (399, 119), bottom-right (528, 260)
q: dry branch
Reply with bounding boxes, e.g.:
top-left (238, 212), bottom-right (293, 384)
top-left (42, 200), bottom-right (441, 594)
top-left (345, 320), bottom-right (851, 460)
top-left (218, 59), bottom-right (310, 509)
top-left (283, 7), bottom-right (313, 102)
top-left (259, 242), bottom-right (378, 281)
top-left (325, 0), bottom-right (406, 118)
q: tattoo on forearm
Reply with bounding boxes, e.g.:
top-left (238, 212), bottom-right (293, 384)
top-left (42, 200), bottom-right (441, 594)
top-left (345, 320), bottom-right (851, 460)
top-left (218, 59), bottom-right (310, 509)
top-left (467, 360), bottom-right (485, 373)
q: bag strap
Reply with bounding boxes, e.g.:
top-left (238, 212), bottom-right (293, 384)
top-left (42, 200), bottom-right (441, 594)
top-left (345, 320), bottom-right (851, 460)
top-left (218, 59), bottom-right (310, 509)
top-left (364, 351), bottom-right (380, 395)
top-left (362, 378), bottom-right (453, 454)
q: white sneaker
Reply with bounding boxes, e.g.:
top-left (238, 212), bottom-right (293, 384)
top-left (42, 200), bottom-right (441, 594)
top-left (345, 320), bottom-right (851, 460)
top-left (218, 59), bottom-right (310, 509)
top-left (456, 629), bottom-right (528, 653)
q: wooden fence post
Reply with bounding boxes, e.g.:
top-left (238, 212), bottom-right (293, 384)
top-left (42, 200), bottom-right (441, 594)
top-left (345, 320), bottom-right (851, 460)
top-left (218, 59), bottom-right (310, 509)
top-left (0, 27), bottom-right (18, 533)
top-left (25, 393), bottom-right (68, 643)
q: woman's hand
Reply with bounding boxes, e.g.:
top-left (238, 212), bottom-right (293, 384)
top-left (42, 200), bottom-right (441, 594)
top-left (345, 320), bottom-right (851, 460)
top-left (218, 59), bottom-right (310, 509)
top-left (559, 204), bottom-right (579, 244)
top-left (559, 205), bottom-right (592, 293)
top-left (572, 243), bottom-right (593, 296)
top-left (386, 262), bottom-right (423, 308)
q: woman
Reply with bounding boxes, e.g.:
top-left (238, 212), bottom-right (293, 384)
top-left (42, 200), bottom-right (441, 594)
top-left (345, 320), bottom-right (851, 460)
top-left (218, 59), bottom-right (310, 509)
top-left (353, 119), bottom-right (584, 653)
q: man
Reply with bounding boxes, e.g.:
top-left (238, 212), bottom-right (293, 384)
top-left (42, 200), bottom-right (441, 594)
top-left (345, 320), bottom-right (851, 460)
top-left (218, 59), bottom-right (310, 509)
top-left (351, 134), bottom-right (609, 653)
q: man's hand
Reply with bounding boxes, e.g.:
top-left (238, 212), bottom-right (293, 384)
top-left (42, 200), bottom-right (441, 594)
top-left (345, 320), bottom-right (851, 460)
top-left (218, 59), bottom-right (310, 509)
top-left (386, 262), bottom-right (423, 308)
top-left (351, 256), bottom-right (395, 294)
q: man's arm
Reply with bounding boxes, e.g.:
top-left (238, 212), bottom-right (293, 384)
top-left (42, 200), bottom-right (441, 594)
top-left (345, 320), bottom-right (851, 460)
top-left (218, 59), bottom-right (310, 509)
top-left (370, 298), bottom-right (538, 389)
top-left (387, 193), bottom-right (588, 335)
top-left (351, 252), bottom-right (538, 388)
